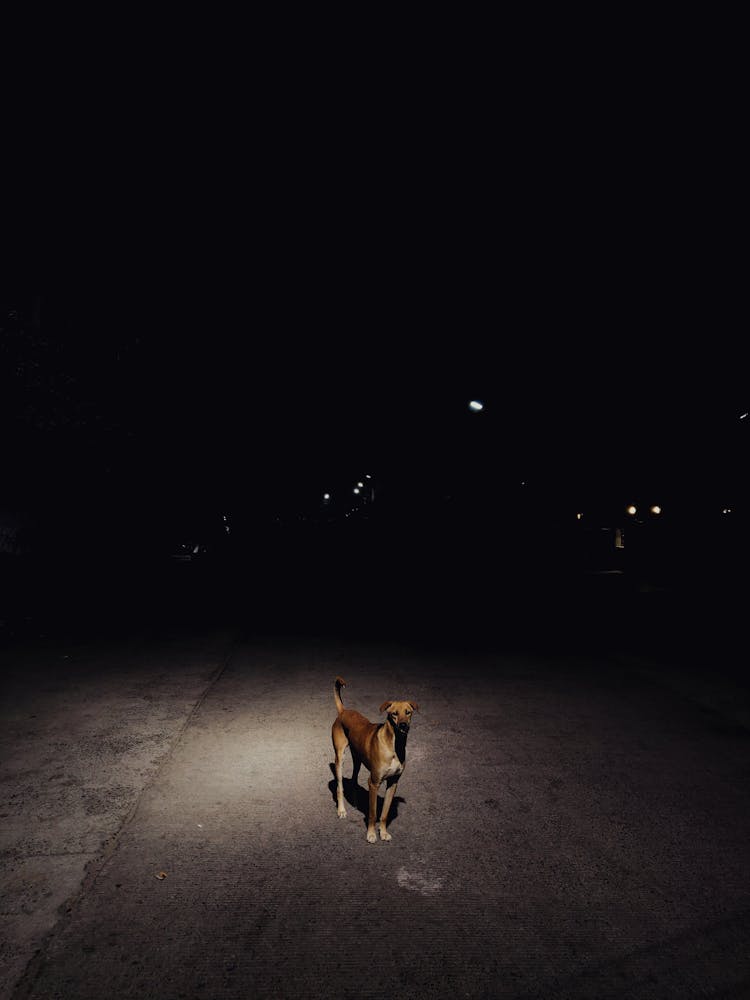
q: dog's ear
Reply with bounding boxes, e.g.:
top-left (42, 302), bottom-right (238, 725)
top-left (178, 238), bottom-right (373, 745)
top-left (408, 702), bottom-right (420, 713)
top-left (379, 700), bottom-right (393, 714)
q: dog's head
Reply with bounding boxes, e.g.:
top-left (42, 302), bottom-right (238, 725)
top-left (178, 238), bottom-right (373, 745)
top-left (379, 699), bottom-right (419, 735)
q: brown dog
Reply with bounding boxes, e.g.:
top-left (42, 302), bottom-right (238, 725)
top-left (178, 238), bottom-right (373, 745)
top-left (331, 676), bottom-right (419, 843)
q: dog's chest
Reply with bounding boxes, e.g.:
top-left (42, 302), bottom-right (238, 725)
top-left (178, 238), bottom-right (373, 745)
top-left (382, 752), bottom-right (404, 779)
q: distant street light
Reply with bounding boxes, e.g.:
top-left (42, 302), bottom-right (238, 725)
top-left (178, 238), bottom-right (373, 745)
top-left (469, 400), bottom-right (484, 412)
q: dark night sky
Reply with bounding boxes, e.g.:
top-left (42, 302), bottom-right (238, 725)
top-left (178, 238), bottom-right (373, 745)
top-left (3, 38), bottom-right (746, 533)
top-left (6, 274), bottom-right (744, 531)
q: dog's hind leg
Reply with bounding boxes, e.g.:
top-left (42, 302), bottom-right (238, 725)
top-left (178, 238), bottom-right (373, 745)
top-left (350, 747), bottom-right (362, 786)
top-left (332, 719), bottom-right (349, 818)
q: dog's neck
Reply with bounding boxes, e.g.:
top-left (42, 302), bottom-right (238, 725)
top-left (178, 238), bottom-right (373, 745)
top-left (386, 717), bottom-right (408, 764)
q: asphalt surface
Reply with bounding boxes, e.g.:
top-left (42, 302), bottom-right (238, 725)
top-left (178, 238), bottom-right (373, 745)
top-left (2, 603), bottom-right (750, 999)
top-left (0, 630), bottom-right (235, 1000)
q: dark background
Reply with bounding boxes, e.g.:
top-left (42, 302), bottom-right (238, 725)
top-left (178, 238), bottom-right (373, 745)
top-left (2, 29), bottom-right (747, 641)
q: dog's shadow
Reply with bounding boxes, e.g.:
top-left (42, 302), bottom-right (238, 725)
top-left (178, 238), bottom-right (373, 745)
top-left (328, 764), bottom-right (405, 828)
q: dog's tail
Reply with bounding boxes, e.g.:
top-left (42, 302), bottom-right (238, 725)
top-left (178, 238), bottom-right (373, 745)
top-left (334, 676), bottom-right (346, 715)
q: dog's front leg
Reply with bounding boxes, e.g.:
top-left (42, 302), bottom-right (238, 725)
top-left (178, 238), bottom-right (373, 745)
top-left (379, 776), bottom-right (399, 841)
top-left (367, 778), bottom-right (380, 843)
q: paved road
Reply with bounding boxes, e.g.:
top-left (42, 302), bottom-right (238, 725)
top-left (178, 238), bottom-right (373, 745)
top-left (4, 626), bottom-right (750, 999)
top-left (0, 630), bottom-right (235, 1000)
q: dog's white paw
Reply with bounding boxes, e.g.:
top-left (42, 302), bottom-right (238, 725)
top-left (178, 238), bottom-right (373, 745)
top-left (337, 807), bottom-right (347, 819)
top-left (366, 830), bottom-right (377, 843)
top-left (379, 829), bottom-right (392, 842)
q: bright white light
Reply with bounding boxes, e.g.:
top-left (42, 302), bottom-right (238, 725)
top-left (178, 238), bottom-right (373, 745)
top-left (650, 505), bottom-right (662, 515)
top-left (353, 488), bottom-right (360, 494)
top-left (723, 508), bottom-right (732, 514)
top-left (626, 505), bottom-right (637, 516)
top-left (323, 493), bottom-right (331, 500)
top-left (357, 482), bottom-right (364, 488)
top-left (365, 474), bottom-right (372, 479)
top-left (469, 400), bottom-right (484, 412)
top-left (740, 413), bottom-right (748, 420)
top-left (576, 512), bottom-right (583, 520)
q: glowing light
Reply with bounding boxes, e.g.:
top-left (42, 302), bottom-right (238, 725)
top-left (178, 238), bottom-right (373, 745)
top-left (723, 508), bottom-right (732, 514)
top-left (365, 474), bottom-right (372, 479)
top-left (576, 512), bottom-right (583, 520)
top-left (353, 488), bottom-right (360, 494)
top-left (626, 505), bottom-right (637, 516)
top-left (740, 413), bottom-right (748, 420)
top-left (469, 400), bottom-right (484, 412)
top-left (357, 482), bottom-right (364, 488)
top-left (650, 505), bottom-right (662, 515)
top-left (323, 493), bottom-right (331, 500)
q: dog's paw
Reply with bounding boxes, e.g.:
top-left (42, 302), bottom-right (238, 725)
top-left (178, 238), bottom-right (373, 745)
top-left (379, 829), bottom-right (392, 842)
top-left (366, 830), bottom-right (377, 844)
top-left (337, 807), bottom-right (347, 819)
